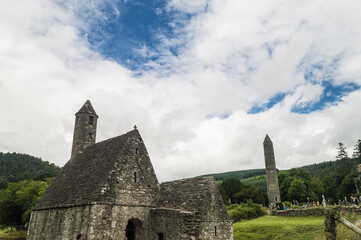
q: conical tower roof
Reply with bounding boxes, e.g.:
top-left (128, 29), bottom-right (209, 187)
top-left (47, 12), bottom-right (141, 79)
top-left (76, 100), bottom-right (98, 116)
top-left (263, 134), bottom-right (272, 144)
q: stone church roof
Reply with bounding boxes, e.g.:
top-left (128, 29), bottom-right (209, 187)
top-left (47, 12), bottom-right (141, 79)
top-left (157, 177), bottom-right (230, 220)
top-left (34, 129), bottom-right (140, 210)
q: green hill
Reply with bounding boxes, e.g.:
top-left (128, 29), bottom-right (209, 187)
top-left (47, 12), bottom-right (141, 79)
top-left (198, 169), bottom-right (266, 181)
top-left (0, 152), bottom-right (61, 189)
top-left (198, 156), bottom-right (361, 203)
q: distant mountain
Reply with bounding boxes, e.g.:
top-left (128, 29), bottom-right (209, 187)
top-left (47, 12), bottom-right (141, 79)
top-left (0, 152), bottom-right (61, 188)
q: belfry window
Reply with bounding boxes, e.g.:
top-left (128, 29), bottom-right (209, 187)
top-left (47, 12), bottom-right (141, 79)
top-left (134, 172), bottom-right (137, 183)
top-left (89, 116), bottom-right (94, 125)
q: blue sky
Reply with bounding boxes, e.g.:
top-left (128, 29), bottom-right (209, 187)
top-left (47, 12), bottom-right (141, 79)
top-left (1, 0), bottom-right (361, 181)
top-left (77, 0), bottom-right (360, 114)
top-left (78, 0), bottom-right (192, 71)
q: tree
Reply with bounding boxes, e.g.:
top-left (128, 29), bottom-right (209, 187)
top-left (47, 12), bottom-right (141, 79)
top-left (219, 177), bottom-right (243, 204)
top-left (337, 171), bottom-right (358, 199)
top-left (287, 178), bottom-right (307, 202)
top-left (323, 174), bottom-right (338, 202)
top-left (233, 185), bottom-right (265, 204)
top-left (352, 140), bottom-right (361, 159)
top-left (308, 177), bottom-right (324, 201)
top-left (289, 168), bottom-right (312, 182)
top-left (0, 176), bottom-right (8, 190)
top-left (336, 143), bottom-right (348, 160)
top-left (278, 173), bottom-right (293, 201)
top-left (0, 152), bottom-right (60, 183)
top-left (0, 180), bottom-right (50, 227)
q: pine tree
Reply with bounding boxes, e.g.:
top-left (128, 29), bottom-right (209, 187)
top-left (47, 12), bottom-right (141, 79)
top-left (336, 143), bottom-right (348, 160)
top-left (352, 139), bottom-right (361, 159)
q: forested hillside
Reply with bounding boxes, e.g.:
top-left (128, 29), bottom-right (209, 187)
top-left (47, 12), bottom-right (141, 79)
top-left (0, 152), bottom-right (60, 228)
top-left (198, 169), bottom-right (266, 181)
top-left (210, 140), bottom-right (361, 205)
top-left (0, 152), bottom-right (61, 189)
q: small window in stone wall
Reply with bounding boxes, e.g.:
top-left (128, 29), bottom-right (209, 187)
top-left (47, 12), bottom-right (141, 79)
top-left (134, 172), bottom-right (137, 183)
top-left (158, 233), bottom-right (164, 240)
top-left (89, 116), bottom-right (94, 125)
top-left (135, 148), bottom-right (138, 154)
top-left (214, 226), bottom-right (217, 236)
top-left (88, 133), bottom-right (93, 139)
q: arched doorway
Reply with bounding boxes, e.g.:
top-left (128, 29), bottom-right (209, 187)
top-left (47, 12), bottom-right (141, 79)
top-left (125, 219), bottom-right (143, 240)
top-left (126, 221), bottom-right (135, 240)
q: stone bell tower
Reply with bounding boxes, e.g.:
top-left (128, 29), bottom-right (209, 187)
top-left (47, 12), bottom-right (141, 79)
top-left (71, 100), bottom-right (98, 159)
top-left (263, 134), bottom-right (281, 206)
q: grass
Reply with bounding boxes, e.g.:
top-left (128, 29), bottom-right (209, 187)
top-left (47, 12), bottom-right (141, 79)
top-left (0, 227), bottom-right (27, 239)
top-left (233, 215), bottom-right (325, 240)
top-left (336, 212), bottom-right (361, 240)
top-left (234, 214), bottom-right (361, 240)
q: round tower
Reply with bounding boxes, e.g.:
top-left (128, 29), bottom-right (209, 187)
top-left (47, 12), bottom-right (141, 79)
top-left (71, 100), bottom-right (98, 159)
top-left (263, 134), bottom-right (281, 206)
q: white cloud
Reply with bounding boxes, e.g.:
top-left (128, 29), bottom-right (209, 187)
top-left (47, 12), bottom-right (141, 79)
top-left (0, 0), bottom-right (361, 182)
top-left (167, 0), bottom-right (209, 14)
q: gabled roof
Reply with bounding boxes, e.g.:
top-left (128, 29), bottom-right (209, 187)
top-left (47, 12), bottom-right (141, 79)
top-left (157, 177), bottom-right (230, 221)
top-left (34, 129), bottom-right (140, 210)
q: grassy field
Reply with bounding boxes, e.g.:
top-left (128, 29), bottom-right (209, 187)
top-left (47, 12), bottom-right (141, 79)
top-left (234, 215), bottom-right (361, 240)
top-left (0, 228), bottom-right (27, 239)
top-left (0, 215), bottom-right (360, 239)
top-left (233, 215), bottom-right (324, 240)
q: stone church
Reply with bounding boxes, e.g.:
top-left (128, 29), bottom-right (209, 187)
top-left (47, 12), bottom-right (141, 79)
top-left (27, 100), bottom-right (233, 240)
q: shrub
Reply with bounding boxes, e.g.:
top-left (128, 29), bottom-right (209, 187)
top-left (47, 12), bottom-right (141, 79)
top-left (283, 201), bottom-right (292, 208)
top-left (275, 202), bottom-right (284, 210)
top-left (227, 202), bottom-right (266, 222)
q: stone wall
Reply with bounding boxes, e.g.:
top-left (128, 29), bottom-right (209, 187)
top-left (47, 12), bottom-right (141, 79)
top-left (273, 207), bottom-right (361, 217)
top-left (28, 204), bottom-right (153, 240)
top-left (198, 221), bottom-right (233, 240)
top-left (150, 208), bottom-right (233, 240)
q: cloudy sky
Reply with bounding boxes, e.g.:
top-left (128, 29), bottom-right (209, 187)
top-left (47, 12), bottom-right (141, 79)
top-left (1, 0), bottom-right (361, 182)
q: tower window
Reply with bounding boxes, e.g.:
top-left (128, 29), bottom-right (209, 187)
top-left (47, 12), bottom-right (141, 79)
top-left (89, 116), bottom-right (94, 125)
top-left (88, 133), bottom-right (93, 139)
top-left (158, 233), bottom-right (164, 240)
top-left (134, 172), bottom-right (137, 183)
top-left (215, 226), bottom-right (217, 236)
top-left (135, 148), bottom-right (138, 154)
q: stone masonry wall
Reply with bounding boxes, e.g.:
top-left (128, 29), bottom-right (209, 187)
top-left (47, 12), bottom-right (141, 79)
top-left (273, 207), bottom-right (361, 217)
top-left (150, 208), bottom-right (194, 239)
top-left (150, 208), bottom-right (233, 240)
top-left (198, 221), bottom-right (233, 240)
top-left (28, 204), bottom-right (154, 240)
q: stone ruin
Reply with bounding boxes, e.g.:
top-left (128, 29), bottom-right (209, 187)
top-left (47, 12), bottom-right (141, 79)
top-left (27, 100), bottom-right (233, 240)
top-left (263, 135), bottom-right (281, 208)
